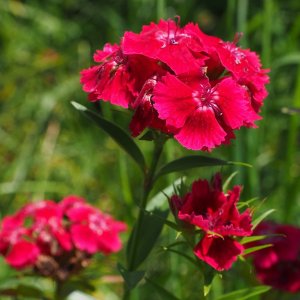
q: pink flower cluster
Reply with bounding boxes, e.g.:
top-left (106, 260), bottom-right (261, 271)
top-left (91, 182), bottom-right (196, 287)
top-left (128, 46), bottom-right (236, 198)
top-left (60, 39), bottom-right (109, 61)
top-left (170, 174), bottom-right (252, 271)
top-left (0, 196), bottom-right (126, 279)
top-left (80, 18), bottom-right (269, 151)
top-left (249, 221), bottom-right (300, 293)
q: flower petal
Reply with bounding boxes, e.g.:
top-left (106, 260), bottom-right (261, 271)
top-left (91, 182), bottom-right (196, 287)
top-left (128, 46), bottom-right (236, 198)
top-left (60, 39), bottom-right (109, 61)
top-left (175, 107), bottom-right (226, 151)
top-left (153, 74), bottom-right (198, 128)
top-left (194, 235), bottom-right (243, 271)
top-left (6, 240), bottom-right (39, 269)
top-left (70, 224), bottom-right (98, 254)
top-left (214, 77), bottom-right (261, 129)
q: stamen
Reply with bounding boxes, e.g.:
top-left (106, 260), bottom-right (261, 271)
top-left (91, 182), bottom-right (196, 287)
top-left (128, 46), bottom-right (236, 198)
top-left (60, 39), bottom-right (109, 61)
top-left (233, 32), bottom-right (243, 45)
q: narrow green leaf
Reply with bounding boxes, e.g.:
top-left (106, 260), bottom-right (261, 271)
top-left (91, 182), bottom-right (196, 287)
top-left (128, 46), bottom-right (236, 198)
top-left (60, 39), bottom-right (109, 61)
top-left (222, 171), bottom-right (238, 191)
top-left (216, 285), bottom-right (270, 300)
top-left (71, 101), bottom-right (146, 172)
top-left (237, 197), bottom-right (259, 209)
top-left (242, 244), bottom-right (273, 256)
top-left (117, 263), bottom-right (145, 290)
top-left (240, 235), bottom-right (269, 244)
top-left (126, 208), bottom-right (168, 270)
top-left (252, 209), bottom-right (276, 230)
top-left (154, 155), bottom-right (230, 180)
top-left (146, 177), bottom-right (186, 211)
top-left (146, 278), bottom-right (180, 300)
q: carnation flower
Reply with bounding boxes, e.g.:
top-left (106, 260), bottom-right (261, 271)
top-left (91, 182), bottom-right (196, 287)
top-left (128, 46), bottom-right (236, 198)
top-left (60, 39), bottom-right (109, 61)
top-left (170, 173), bottom-right (252, 271)
top-left (80, 18), bottom-right (269, 151)
top-left (0, 196), bottom-right (127, 281)
top-left (61, 195), bottom-right (127, 255)
top-left (248, 221), bottom-right (300, 293)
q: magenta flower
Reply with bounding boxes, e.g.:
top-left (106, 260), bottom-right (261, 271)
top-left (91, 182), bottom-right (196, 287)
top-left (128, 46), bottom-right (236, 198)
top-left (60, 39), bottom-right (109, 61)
top-left (122, 19), bottom-right (207, 74)
top-left (153, 73), bottom-right (260, 150)
top-left (61, 196), bottom-right (127, 255)
top-left (0, 213), bottom-right (40, 269)
top-left (170, 174), bottom-right (252, 271)
top-left (249, 221), bottom-right (300, 293)
top-left (0, 196), bottom-right (127, 280)
top-left (80, 18), bottom-right (269, 151)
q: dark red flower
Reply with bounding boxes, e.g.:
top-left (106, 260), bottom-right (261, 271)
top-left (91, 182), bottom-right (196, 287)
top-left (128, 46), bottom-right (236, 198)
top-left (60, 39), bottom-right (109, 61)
top-left (170, 174), bottom-right (252, 270)
top-left (249, 221), bottom-right (300, 293)
top-left (176, 174), bottom-right (252, 236)
top-left (194, 235), bottom-right (243, 271)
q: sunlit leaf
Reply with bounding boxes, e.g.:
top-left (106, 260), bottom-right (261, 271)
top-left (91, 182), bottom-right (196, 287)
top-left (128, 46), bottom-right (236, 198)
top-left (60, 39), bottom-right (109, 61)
top-left (71, 101), bottom-right (146, 172)
top-left (216, 285), bottom-right (270, 300)
top-left (242, 244), bottom-right (273, 256)
top-left (222, 171), bottom-right (238, 191)
top-left (240, 235), bottom-right (269, 244)
top-left (252, 209), bottom-right (276, 230)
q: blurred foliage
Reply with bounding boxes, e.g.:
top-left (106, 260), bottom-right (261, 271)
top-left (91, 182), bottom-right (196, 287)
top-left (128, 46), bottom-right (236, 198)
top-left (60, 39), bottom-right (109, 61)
top-left (0, 0), bottom-right (300, 299)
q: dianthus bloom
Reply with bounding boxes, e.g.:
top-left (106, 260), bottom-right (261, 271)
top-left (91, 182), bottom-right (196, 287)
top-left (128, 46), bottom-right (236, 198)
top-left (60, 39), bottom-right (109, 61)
top-left (80, 18), bottom-right (269, 151)
top-left (248, 221), bottom-right (300, 293)
top-left (170, 174), bottom-right (252, 271)
top-left (0, 195), bottom-right (126, 280)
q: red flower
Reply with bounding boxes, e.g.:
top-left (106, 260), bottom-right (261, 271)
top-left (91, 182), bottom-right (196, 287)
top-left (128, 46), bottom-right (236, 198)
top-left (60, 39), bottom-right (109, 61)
top-left (23, 200), bottom-right (72, 255)
top-left (80, 44), bottom-right (135, 108)
top-left (0, 196), bottom-right (127, 274)
top-left (129, 76), bottom-right (176, 137)
top-left (122, 19), bottom-right (207, 74)
top-left (249, 221), bottom-right (300, 293)
top-left (176, 174), bottom-right (252, 236)
top-left (62, 199), bottom-right (127, 255)
top-left (80, 18), bottom-right (269, 150)
top-left (80, 43), bottom-right (164, 109)
top-left (153, 72), bottom-right (260, 150)
top-left (6, 240), bottom-right (40, 269)
top-left (0, 213), bottom-right (40, 269)
top-left (194, 235), bottom-right (243, 271)
top-left (215, 41), bottom-right (270, 112)
top-left (171, 174), bottom-right (252, 270)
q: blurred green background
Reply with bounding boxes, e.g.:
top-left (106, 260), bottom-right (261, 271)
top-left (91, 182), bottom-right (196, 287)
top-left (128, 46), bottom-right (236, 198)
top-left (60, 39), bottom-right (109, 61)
top-left (0, 0), bottom-right (300, 299)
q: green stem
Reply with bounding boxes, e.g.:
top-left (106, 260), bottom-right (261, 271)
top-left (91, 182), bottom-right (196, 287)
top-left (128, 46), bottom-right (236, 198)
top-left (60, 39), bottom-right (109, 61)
top-left (128, 136), bottom-right (166, 270)
top-left (157, 0), bottom-right (166, 21)
top-left (124, 135), bottom-right (166, 299)
top-left (54, 280), bottom-right (65, 300)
